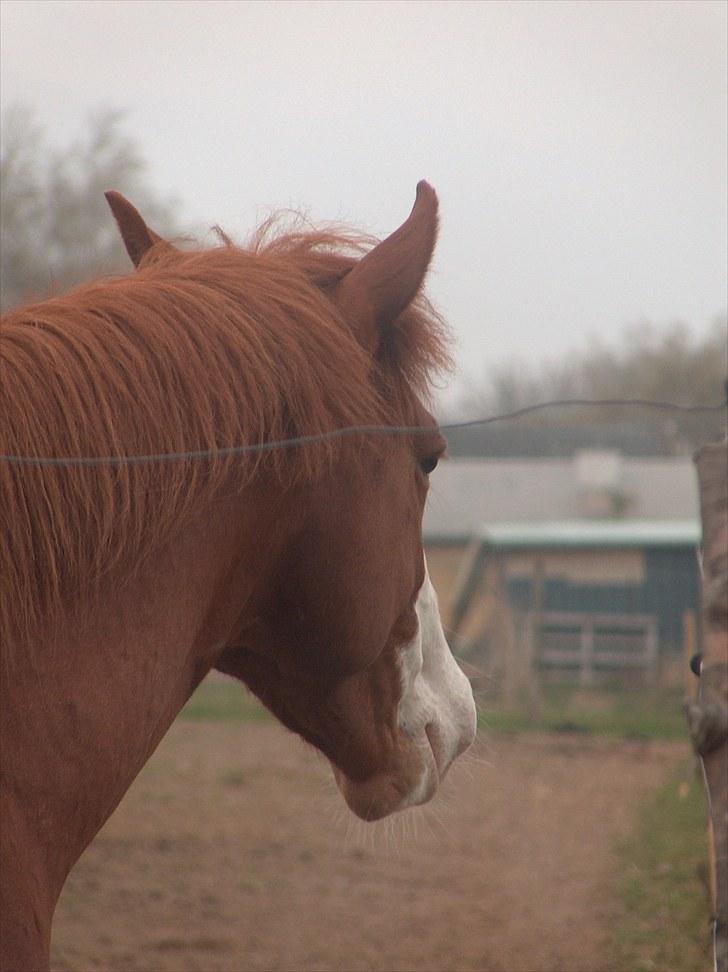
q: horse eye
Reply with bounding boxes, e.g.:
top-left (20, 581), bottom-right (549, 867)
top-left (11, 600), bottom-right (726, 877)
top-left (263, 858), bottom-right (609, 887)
top-left (419, 455), bottom-right (439, 476)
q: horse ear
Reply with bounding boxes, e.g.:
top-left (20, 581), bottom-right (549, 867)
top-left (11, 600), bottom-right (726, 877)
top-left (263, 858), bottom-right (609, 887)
top-left (335, 181), bottom-right (439, 353)
top-left (104, 190), bottom-right (172, 268)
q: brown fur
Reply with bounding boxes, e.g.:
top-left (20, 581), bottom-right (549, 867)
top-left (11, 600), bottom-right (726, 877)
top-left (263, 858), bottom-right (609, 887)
top-left (0, 224), bottom-right (450, 653)
top-left (0, 184), bottom-right (472, 972)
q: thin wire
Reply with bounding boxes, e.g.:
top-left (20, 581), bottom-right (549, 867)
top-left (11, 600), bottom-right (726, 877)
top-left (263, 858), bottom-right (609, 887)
top-left (1, 397), bottom-right (725, 467)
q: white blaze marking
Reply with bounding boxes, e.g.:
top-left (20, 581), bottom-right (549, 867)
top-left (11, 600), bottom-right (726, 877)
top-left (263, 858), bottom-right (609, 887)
top-left (398, 562), bottom-right (477, 801)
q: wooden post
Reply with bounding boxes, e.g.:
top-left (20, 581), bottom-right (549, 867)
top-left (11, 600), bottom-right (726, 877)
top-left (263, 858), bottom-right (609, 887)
top-left (580, 619), bottom-right (595, 688)
top-left (686, 439), bottom-right (728, 972)
top-left (644, 616), bottom-right (659, 688)
top-left (531, 558), bottom-right (545, 660)
top-left (528, 559), bottom-right (544, 719)
top-left (500, 603), bottom-right (520, 711)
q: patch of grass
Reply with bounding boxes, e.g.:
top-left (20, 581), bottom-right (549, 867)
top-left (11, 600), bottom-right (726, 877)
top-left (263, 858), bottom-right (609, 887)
top-left (479, 684), bottom-right (691, 740)
top-left (610, 768), bottom-right (713, 972)
top-left (188, 675), bottom-right (688, 743)
top-left (179, 675), bottom-right (271, 723)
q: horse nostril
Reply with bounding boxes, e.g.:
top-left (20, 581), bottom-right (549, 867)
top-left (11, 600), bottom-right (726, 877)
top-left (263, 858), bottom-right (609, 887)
top-left (400, 720), bottom-right (416, 739)
top-left (424, 722), bottom-right (443, 764)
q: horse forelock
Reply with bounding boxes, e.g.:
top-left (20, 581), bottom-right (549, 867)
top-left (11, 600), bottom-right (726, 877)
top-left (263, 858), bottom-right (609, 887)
top-left (0, 218), bottom-right (452, 653)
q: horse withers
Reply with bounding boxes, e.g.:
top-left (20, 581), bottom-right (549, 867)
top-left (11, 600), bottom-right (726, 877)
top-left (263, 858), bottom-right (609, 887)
top-left (0, 182), bottom-right (476, 970)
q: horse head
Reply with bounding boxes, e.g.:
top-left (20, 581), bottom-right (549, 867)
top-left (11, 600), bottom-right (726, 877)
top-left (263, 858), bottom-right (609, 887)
top-left (106, 184), bottom-right (477, 821)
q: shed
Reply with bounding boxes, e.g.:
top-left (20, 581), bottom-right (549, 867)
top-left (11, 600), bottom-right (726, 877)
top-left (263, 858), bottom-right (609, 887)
top-left (438, 519), bottom-right (700, 682)
top-left (423, 452), bottom-right (701, 669)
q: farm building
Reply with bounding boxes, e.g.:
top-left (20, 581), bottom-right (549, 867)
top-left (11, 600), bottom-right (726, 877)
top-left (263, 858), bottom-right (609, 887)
top-left (424, 450), bottom-right (701, 683)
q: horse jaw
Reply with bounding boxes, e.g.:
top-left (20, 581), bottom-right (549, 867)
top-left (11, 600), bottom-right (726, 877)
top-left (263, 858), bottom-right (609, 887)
top-left (334, 566), bottom-right (477, 821)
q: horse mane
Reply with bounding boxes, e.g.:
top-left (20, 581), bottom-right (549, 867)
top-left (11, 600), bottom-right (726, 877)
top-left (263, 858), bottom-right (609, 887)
top-left (0, 217), bottom-right (451, 650)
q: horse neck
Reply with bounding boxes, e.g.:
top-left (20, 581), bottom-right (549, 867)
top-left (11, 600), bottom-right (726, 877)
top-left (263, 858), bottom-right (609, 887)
top-left (0, 478), bottom-right (298, 931)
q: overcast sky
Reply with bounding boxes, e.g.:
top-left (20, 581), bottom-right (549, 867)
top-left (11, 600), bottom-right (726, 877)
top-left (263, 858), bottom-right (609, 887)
top-left (2, 0), bottom-right (726, 401)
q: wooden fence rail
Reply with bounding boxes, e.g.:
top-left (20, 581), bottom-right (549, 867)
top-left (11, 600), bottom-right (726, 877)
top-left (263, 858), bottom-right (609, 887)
top-left (538, 611), bottom-right (659, 685)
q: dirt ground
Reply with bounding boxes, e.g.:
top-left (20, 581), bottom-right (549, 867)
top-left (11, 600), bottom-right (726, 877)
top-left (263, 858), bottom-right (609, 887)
top-left (51, 722), bottom-right (689, 972)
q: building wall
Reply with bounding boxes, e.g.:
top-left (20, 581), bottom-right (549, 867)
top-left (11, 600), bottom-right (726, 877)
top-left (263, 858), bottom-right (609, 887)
top-left (505, 545), bottom-right (699, 654)
top-left (502, 548), bottom-right (645, 584)
top-left (425, 540), bottom-right (700, 656)
top-left (425, 543), bottom-right (468, 622)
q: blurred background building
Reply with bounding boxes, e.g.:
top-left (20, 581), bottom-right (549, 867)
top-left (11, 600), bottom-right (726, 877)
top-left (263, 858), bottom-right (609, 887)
top-left (425, 449), bottom-right (702, 689)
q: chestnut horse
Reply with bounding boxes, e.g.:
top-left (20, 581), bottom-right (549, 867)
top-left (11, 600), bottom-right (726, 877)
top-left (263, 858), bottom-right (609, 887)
top-left (0, 183), bottom-right (476, 971)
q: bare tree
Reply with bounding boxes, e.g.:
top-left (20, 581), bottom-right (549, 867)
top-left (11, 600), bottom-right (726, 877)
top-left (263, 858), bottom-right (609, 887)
top-left (1, 105), bottom-right (180, 310)
top-left (450, 318), bottom-right (727, 451)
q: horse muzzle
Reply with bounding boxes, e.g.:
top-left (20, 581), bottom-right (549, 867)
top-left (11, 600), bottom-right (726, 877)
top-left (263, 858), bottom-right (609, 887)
top-left (333, 568), bottom-right (477, 821)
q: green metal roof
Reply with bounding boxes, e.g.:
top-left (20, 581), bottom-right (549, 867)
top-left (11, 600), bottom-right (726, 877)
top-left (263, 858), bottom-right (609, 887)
top-left (476, 519), bottom-right (701, 549)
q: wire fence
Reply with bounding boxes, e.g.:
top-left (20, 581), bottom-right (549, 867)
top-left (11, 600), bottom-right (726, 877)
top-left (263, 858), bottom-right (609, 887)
top-left (2, 396), bottom-right (725, 467)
